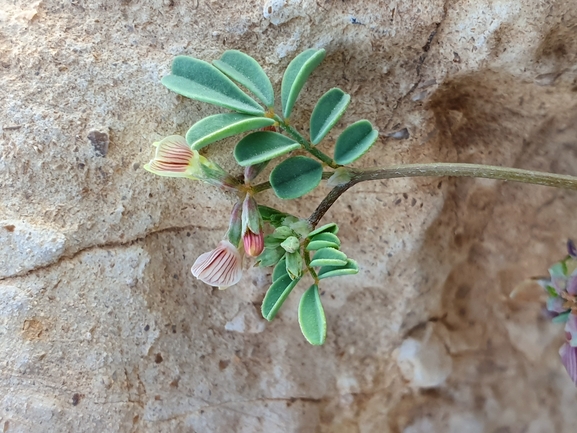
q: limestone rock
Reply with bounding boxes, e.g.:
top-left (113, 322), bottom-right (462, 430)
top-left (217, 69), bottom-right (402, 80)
top-left (2, 0), bottom-right (577, 431)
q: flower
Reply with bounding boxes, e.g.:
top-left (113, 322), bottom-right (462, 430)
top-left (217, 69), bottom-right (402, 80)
top-left (191, 240), bottom-right (242, 289)
top-left (566, 313), bottom-right (577, 347)
top-left (144, 135), bottom-right (205, 179)
top-left (241, 194), bottom-right (264, 257)
top-left (560, 338), bottom-right (577, 385)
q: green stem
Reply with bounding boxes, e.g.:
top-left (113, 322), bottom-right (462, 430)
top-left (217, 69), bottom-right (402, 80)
top-left (307, 162), bottom-right (577, 227)
top-left (302, 241), bottom-right (319, 285)
top-left (275, 116), bottom-right (340, 169)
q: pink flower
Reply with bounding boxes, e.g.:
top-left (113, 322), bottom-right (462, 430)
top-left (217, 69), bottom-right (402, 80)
top-left (191, 240), bottom-right (242, 289)
top-left (144, 135), bottom-right (204, 179)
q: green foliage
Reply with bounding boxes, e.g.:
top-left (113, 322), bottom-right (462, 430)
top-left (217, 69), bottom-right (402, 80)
top-left (334, 120), bottom-right (379, 165)
top-left (298, 284), bottom-right (327, 345)
top-left (262, 274), bottom-right (301, 321)
top-left (235, 131), bottom-right (300, 166)
top-left (256, 246), bottom-right (285, 267)
top-left (213, 50), bottom-right (275, 107)
top-left (272, 256), bottom-right (288, 281)
top-left (186, 113), bottom-right (274, 150)
top-left (318, 259), bottom-right (359, 280)
top-left (309, 247), bottom-right (348, 267)
top-left (307, 223), bottom-right (339, 237)
top-left (286, 251), bottom-right (303, 279)
top-left (306, 232), bottom-right (341, 250)
top-left (157, 49), bottom-right (380, 346)
top-left (162, 56), bottom-right (264, 115)
top-left (310, 88), bottom-right (350, 145)
top-left (258, 205), bottom-right (292, 228)
top-left (280, 236), bottom-right (300, 254)
top-left (281, 49), bottom-right (326, 118)
top-left (270, 156), bottom-right (323, 199)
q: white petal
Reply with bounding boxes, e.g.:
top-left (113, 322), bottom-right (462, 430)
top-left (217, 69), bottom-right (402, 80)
top-left (191, 241), bottom-right (242, 289)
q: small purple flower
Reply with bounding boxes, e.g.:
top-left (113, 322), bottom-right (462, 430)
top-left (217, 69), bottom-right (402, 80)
top-left (546, 297), bottom-right (567, 314)
top-left (566, 274), bottom-right (577, 296)
top-left (568, 239), bottom-right (577, 259)
top-left (565, 314), bottom-right (577, 347)
top-left (560, 340), bottom-right (577, 385)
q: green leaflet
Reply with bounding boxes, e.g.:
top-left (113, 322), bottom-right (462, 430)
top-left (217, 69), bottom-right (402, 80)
top-left (256, 246), bottom-right (285, 267)
top-left (333, 120), bottom-right (379, 165)
top-left (272, 257), bottom-right (288, 281)
top-left (258, 205), bottom-right (292, 228)
top-left (262, 274), bottom-right (301, 321)
top-left (306, 232), bottom-right (341, 251)
top-left (317, 259), bottom-right (359, 280)
top-left (298, 284), bottom-right (326, 345)
top-left (309, 248), bottom-right (348, 267)
top-left (281, 236), bottom-right (300, 254)
top-left (310, 88), bottom-right (350, 145)
top-left (213, 50), bottom-right (275, 107)
top-left (286, 251), bottom-right (303, 280)
top-left (307, 223), bottom-right (339, 238)
top-left (161, 56), bottom-right (264, 115)
top-left (269, 156), bottom-right (323, 200)
top-left (234, 131), bottom-right (300, 166)
top-left (281, 49), bottom-right (326, 118)
top-left (186, 113), bottom-right (274, 150)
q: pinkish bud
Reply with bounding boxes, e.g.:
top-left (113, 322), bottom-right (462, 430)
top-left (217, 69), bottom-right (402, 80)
top-left (243, 230), bottom-right (264, 257)
top-left (191, 240), bottom-right (242, 290)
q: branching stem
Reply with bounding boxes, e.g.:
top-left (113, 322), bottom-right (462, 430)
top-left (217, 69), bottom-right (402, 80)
top-left (275, 116), bottom-right (340, 169)
top-left (306, 163), bottom-right (577, 227)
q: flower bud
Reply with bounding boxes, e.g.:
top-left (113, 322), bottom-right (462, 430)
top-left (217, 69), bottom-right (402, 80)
top-left (226, 201), bottom-right (243, 248)
top-left (241, 195), bottom-right (262, 236)
top-left (244, 161), bottom-right (269, 183)
top-left (243, 229), bottom-right (264, 257)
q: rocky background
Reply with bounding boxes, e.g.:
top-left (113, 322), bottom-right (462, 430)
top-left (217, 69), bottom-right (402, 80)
top-left (1, 0), bottom-right (577, 431)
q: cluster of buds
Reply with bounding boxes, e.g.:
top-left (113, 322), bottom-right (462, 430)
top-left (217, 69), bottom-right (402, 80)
top-left (144, 136), bottom-right (266, 290)
top-left (190, 193), bottom-right (264, 289)
top-left (541, 240), bottom-right (577, 385)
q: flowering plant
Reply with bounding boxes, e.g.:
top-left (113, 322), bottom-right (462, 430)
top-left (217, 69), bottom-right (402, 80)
top-left (146, 49), bottom-right (577, 385)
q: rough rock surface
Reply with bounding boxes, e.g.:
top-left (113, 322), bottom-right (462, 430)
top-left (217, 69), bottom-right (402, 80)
top-left (1, 0), bottom-right (577, 431)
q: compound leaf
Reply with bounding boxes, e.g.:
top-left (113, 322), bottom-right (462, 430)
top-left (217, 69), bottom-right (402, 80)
top-left (186, 113), bottom-right (274, 150)
top-left (235, 131), bottom-right (300, 166)
top-left (310, 88), bottom-right (350, 145)
top-left (213, 50), bottom-right (275, 107)
top-left (333, 120), bottom-right (379, 165)
top-left (281, 49), bottom-right (326, 118)
top-left (298, 284), bottom-right (326, 345)
top-left (270, 156), bottom-right (323, 200)
top-left (162, 56), bottom-right (264, 115)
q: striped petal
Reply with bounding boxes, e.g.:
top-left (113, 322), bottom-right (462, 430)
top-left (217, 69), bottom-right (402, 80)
top-left (191, 240), bottom-right (242, 289)
top-left (243, 229), bottom-right (264, 257)
top-left (144, 135), bottom-right (203, 178)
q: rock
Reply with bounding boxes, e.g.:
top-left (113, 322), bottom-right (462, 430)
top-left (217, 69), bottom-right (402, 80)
top-left (87, 130), bottom-right (109, 157)
top-left (224, 304), bottom-right (266, 334)
top-left (2, 0), bottom-right (577, 431)
top-left (396, 323), bottom-right (453, 388)
top-left (0, 220), bottom-right (66, 278)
